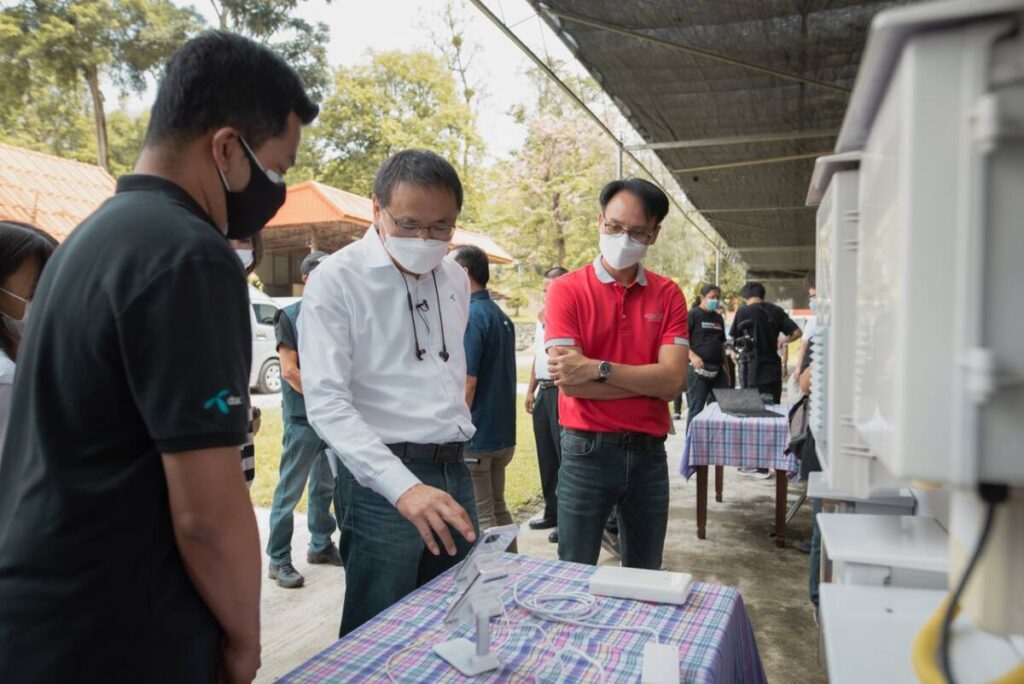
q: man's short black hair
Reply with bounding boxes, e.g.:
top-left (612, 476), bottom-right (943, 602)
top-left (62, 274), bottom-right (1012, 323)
top-left (544, 266), bottom-right (569, 279)
top-left (740, 281), bottom-right (766, 299)
top-left (452, 245), bottom-right (489, 288)
top-left (146, 31), bottom-right (319, 149)
top-left (373, 149), bottom-right (464, 211)
top-left (804, 270), bottom-right (817, 291)
top-left (598, 178), bottom-right (670, 224)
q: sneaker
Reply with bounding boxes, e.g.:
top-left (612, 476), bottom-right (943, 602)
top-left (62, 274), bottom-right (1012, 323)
top-left (548, 530), bottom-right (559, 544)
top-left (672, 413), bottom-right (682, 420)
top-left (601, 530), bottom-right (621, 557)
top-left (268, 562), bottom-right (304, 589)
top-left (307, 542), bottom-right (344, 567)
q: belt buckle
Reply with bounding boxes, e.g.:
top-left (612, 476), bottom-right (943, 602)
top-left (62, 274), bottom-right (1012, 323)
top-left (622, 432), bottom-right (646, 450)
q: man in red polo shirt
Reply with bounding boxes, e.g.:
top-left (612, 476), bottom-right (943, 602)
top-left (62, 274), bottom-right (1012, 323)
top-left (545, 178), bottom-right (688, 569)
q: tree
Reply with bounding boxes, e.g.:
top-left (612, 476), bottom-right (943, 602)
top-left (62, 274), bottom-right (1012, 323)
top-left (1, 0), bottom-right (201, 173)
top-left (423, 0), bottom-right (487, 184)
top-left (301, 51), bottom-right (481, 198)
top-left (208, 0), bottom-right (334, 98)
top-left (478, 65), bottom-right (614, 288)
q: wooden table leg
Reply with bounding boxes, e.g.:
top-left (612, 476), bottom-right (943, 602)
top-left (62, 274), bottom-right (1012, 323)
top-left (696, 465), bottom-right (708, 540)
top-left (715, 465), bottom-right (724, 503)
top-left (774, 470), bottom-right (788, 548)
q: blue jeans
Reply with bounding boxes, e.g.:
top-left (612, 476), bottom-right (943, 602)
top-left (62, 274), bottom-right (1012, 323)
top-left (266, 421), bottom-right (337, 565)
top-left (557, 432), bottom-right (669, 569)
top-left (335, 459), bottom-right (478, 637)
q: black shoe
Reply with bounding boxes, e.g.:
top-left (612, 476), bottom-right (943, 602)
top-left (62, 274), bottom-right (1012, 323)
top-left (672, 413), bottom-right (681, 420)
top-left (528, 517), bottom-right (557, 530)
top-left (548, 530), bottom-right (559, 544)
top-left (308, 542), bottom-right (344, 567)
top-left (268, 562), bottom-right (304, 589)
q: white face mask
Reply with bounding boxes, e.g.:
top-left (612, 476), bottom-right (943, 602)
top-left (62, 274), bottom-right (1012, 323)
top-left (0, 287), bottom-right (30, 337)
top-left (384, 235), bottom-right (450, 275)
top-left (234, 248), bottom-right (254, 271)
top-left (599, 232), bottom-right (648, 270)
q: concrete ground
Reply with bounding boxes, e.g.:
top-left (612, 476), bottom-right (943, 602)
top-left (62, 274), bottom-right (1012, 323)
top-left (255, 425), bottom-right (825, 683)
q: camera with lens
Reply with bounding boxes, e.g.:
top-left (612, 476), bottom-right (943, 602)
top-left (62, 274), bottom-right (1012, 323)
top-left (734, 320), bottom-right (756, 360)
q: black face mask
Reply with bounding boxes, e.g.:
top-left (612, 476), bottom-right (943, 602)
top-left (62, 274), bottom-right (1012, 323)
top-left (217, 137), bottom-right (287, 240)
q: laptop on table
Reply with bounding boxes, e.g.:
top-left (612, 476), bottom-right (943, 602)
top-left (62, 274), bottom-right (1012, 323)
top-left (712, 388), bottom-right (784, 419)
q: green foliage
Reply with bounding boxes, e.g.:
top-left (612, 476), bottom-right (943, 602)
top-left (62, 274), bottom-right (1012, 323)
top-left (0, 0), bottom-right (201, 171)
top-left (299, 51), bottom-right (480, 198)
top-left (211, 0), bottom-right (334, 98)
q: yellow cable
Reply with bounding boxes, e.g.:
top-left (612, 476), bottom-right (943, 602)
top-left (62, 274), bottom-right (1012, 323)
top-left (912, 595), bottom-right (1024, 683)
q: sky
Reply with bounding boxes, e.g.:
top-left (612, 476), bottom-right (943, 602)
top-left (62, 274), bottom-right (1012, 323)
top-left (172, 0), bottom-right (587, 160)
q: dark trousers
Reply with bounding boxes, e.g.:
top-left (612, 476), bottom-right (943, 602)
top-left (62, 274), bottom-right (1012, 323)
top-left (755, 380), bottom-right (783, 404)
top-left (531, 385), bottom-right (561, 521)
top-left (335, 460), bottom-right (478, 637)
top-left (557, 433), bottom-right (669, 568)
top-left (685, 366), bottom-right (731, 429)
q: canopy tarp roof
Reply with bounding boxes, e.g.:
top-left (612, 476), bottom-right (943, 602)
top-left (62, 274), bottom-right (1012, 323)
top-left (528, 0), bottom-right (914, 278)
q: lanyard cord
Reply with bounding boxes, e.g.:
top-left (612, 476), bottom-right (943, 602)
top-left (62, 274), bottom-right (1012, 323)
top-left (431, 272), bottom-right (450, 362)
top-left (399, 272), bottom-right (426, 360)
top-left (398, 269), bottom-right (450, 363)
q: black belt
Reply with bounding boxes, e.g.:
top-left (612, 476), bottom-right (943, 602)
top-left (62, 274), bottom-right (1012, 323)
top-left (564, 428), bottom-right (666, 450)
top-left (387, 442), bottom-right (467, 464)
top-left (538, 380), bottom-right (557, 390)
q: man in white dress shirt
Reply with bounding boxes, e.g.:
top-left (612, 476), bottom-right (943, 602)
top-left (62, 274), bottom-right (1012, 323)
top-left (299, 150), bottom-right (478, 636)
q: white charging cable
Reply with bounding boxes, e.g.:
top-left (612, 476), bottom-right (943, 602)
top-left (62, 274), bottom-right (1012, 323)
top-left (512, 575), bottom-right (661, 643)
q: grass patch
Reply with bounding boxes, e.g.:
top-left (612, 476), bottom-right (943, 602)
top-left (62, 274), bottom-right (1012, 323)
top-left (253, 402), bottom-right (543, 518)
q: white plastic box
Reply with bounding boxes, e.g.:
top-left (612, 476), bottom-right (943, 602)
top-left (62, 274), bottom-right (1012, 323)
top-left (840, 8), bottom-right (1024, 487)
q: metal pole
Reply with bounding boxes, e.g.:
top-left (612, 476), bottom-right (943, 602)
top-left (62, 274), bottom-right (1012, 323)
top-left (715, 245), bottom-right (721, 286)
top-left (616, 138), bottom-right (623, 179)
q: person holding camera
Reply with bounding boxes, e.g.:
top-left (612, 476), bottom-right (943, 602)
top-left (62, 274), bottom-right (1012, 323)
top-left (729, 281), bottom-right (802, 404)
top-left (685, 283), bottom-right (731, 429)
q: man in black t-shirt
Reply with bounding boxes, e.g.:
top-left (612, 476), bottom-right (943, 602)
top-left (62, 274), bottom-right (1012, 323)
top-left (0, 33), bottom-right (317, 683)
top-left (729, 281), bottom-right (802, 404)
top-left (685, 283), bottom-right (731, 429)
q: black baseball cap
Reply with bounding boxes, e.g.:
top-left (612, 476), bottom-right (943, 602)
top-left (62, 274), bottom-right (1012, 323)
top-left (301, 250), bottom-right (329, 276)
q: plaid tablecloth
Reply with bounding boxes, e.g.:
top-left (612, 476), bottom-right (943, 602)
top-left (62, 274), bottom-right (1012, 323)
top-left (280, 554), bottom-right (766, 683)
top-left (680, 402), bottom-right (799, 480)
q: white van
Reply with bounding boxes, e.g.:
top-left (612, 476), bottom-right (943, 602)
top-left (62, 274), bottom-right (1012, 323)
top-left (247, 285), bottom-right (281, 394)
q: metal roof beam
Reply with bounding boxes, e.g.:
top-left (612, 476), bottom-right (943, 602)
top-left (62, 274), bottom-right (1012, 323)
top-left (671, 151), bottom-right (831, 174)
top-left (627, 130), bottom-right (838, 152)
top-left (538, 5), bottom-right (851, 94)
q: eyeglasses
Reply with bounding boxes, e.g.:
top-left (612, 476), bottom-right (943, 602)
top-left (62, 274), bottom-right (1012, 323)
top-left (600, 217), bottom-right (658, 245)
top-left (383, 209), bottom-right (456, 240)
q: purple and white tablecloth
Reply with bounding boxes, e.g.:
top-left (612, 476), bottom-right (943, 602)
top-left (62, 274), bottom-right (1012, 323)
top-left (280, 554), bottom-right (766, 683)
top-left (680, 402), bottom-right (799, 480)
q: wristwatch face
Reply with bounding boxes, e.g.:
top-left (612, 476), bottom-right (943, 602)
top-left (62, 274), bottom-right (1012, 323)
top-left (599, 361), bottom-right (612, 379)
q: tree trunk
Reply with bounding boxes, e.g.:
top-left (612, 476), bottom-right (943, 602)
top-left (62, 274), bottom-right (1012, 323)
top-left (551, 190), bottom-right (566, 268)
top-left (84, 66), bottom-right (110, 174)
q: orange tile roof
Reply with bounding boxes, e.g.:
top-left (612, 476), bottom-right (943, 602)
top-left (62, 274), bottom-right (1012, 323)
top-left (0, 143), bottom-right (116, 241)
top-left (267, 181), bottom-right (373, 228)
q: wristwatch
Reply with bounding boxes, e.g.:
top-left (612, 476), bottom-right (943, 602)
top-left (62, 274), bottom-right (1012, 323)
top-left (596, 360), bottom-right (612, 383)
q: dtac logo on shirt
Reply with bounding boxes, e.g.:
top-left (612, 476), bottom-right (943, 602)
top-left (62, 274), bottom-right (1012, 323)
top-left (644, 312), bottom-right (664, 322)
top-left (203, 389), bottom-right (244, 415)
